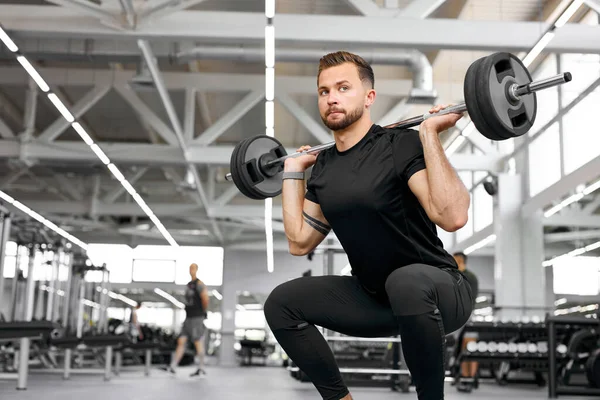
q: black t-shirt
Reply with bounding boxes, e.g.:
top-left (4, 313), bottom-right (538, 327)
top-left (184, 279), bottom-right (206, 318)
top-left (306, 124), bottom-right (457, 294)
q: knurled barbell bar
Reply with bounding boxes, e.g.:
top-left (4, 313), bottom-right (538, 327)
top-left (224, 52), bottom-right (572, 200)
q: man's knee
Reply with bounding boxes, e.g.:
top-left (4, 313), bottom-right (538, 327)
top-left (385, 265), bottom-right (436, 316)
top-left (264, 278), bottom-right (307, 330)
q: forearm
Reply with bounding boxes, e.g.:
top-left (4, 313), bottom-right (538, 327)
top-left (419, 127), bottom-right (470, 224)
top-left (281, 166), bottom-right (306, 246)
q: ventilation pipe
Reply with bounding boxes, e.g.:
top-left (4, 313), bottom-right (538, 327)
top-left (176, 46), bottom-right (436, 103)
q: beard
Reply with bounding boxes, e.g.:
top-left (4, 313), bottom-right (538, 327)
top-left (321, 106), bottom-right (364, 131)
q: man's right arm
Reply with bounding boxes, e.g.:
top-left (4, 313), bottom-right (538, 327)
top-left (282, 172), bottom-right (330, 256)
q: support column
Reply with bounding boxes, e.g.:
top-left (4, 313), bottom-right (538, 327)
top-left (0, 212), bottom-right (11, 313)
top-left (494, 174), bottom-right (546, 319)
top-left (520, 209), bottom-right (547, 317)
top-left (218, 251), bottom-right (237, 367)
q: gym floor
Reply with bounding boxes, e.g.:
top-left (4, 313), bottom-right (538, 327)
top-left (0, 366), bottom-right (586, 400)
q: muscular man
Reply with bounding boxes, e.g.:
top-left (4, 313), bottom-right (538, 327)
top-left (453, 252), bottom-right (480, 389)
top-left (263, 51), bottom-right (475, 400)
top-left (165, 263), bottom-right (209, 377)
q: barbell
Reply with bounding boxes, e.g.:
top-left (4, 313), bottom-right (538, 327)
top-left (225, 52), bottom-right (572, 200)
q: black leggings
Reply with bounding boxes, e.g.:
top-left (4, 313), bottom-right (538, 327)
top-left (264, 264), bottom-right (473, 400)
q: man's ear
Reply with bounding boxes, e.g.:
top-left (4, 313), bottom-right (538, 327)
top-left (365, 89), bottom-right (376, 108)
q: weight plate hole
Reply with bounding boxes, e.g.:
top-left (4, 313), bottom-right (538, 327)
top-left (510, 111), bottom-right (528, 129)
top-left (244, 161), bottom-right (263, 184)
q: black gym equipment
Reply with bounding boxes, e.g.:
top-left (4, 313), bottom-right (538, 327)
top-left (224, 52), bottom-right (572, 200)
top-left (547, 315), bottom-right (600, 398)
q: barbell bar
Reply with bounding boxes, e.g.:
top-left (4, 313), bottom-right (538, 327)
top-left (224, 52), bottom-right (572, 200)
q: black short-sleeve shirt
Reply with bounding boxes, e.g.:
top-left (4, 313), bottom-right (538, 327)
top-left (306, 124), bottom-right (457, 294)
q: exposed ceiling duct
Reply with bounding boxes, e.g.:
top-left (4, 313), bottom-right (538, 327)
top-left (176, 46), bottom-right (437, 103)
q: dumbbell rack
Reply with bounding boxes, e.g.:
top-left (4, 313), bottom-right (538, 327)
top-left (453, 318), bottom-right (553, 388)
top-left (547, 314), bottom-right (600, 398)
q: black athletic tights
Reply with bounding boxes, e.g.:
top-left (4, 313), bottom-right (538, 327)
top-left (264, 264), bottom-right (473, 400)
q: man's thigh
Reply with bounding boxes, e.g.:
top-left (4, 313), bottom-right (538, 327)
top-left (265, 275), bottom-right (398, 338)
top-left (385, 264), bottom-right (472, 334)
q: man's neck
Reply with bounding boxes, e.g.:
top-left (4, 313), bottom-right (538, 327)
top-left (333, 117), bottom-right (374, 152)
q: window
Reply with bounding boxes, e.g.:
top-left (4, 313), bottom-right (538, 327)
top-left (473, 184), bottom-right (493, 232)
top-left (174, 246), bottom-right (224, 286)
top-left (553, 256), bottom-right (599, 296)
top-left (529, 56), bottom-right (558, 137)
top-left (562, 91), bottom-right (600, 175)
top-left (132, 258), bottom-right (176, 283)
top-left (86, 244), bottom-right (133, 283)
top-left (528, 123), bottom-right (561, 196)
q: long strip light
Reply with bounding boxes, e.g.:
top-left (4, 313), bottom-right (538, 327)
top-left (0, 24), bottom-right (178, 248)
top-left (464, 234), bottom-right (496, 255)
top-left (107, 290), bottom-right (138, 307)
top-left (444, 0), bottom-right (583, 155)
top-left (154, 287), bottom-right (185, 309)
top-left (265, 0), bottom-right (275, 273)
top-left (0, 190), bottom-right (88, 250)
top-left (542, 240), bottom-right (600, 267)
top-left (544, 178), bottom-right (600, 217)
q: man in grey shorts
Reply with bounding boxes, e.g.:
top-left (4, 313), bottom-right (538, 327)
top-left (164, 263), bottom-right (209, 377)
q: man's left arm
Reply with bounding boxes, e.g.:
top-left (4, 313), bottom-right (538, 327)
top-left (198, 282), bottom-right (209, 312)
top-left (407, 109), bottom-right (470, 232)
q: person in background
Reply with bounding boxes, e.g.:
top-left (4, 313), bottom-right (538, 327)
top-left (453, 252), bottom-right (480, 392)
top-left (164, 263), bottom-right (209, 377)
top-left (130, 303), bottom-right (144, 342)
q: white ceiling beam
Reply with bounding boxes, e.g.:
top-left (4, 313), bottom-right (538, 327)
top-left (544, 229), bottom-right (600, 243)
top-left (37, 85), bottom-right (110, 142)
top-left (344, 0), bottom-right (396, 16)
top-left (583, 195), bottom-right (600, 214)
top-left (138, 39), bottom-right (223, 244)
top-left (399, 0), bottom-right (446, 18)
top-left (544, 214), bottom-right (600, 228)
top-left (21, 79), bottom-right (38, 142)
top-left (2, 140), bottom-right (503, 171)
top-left (276, 91), bottom-right (332, 144)
top-left (584, 0), bottom-right (600, 14)
top-left (103, 167), bottom-right (148, 203)
top-left (0, 66), bottom-right (441, 96)
top-left (44, 0), bottom-right (118, 22)
top-left (193, 90), bottom-right (264, 145)
top-left (114, 85), bottom-right (179, 146)
top-left (523, 154), bottom-right (600, 217)
top-left (2, 7), bottom-right (599, 53)
top-left (53, 173), bottom-right (84, 201)
top-left (377, 98), bottom-right (411, 127)
top-left (213, 185), bottom-right (240, 208)
top-left (0, 118), bottom-right (14, 139)
top-left (139, 0), bottom-right (208, 23)
top-left (183, 88), bottom-right (196, 143)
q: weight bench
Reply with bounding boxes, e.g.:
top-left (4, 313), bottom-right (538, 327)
top-left (0, 321), bottom-right (59, 390)
top-left (114, 341), bottom-right (158, 376)
top-left (50, 335), bottom-right (131, 381)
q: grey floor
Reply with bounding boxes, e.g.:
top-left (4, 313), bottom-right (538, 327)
top-left (0, 365), bottom-right (593, 399)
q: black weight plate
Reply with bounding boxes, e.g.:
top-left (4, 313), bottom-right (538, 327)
top-left (237, 135), bottom-right (287, 199)
top-left (464, 57), bottom-right (498, 141)
top-left (586, 348), bottom-right (600, 388)
top-left (477, 52), bottom-right (537, 140)
top-left (230, 138), bottom-right (263, 200)
top-left (235, 137), bottom-right (266, 200)
top-left (567, 329), bottom-right (599, 360)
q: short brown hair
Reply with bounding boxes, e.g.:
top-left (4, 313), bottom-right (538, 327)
top-left (317, 51), bottom-right (374, 89)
